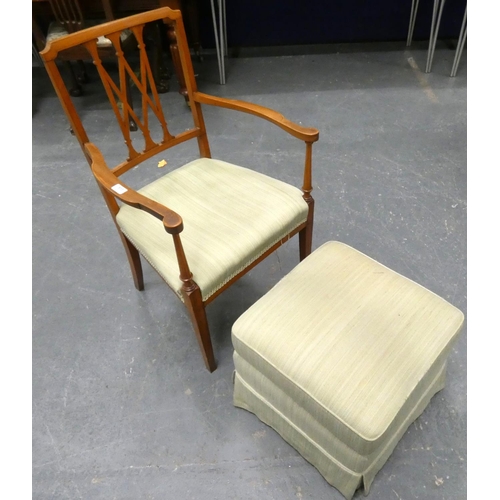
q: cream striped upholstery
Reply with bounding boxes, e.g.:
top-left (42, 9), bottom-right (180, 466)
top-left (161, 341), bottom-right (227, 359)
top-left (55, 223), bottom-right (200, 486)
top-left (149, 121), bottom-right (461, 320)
top-left (46, 21), bottom-right (133, 47)
top-left (232, 241), bottom-right (464, 499)
top-left (116, 158), bottom-right (309, 301)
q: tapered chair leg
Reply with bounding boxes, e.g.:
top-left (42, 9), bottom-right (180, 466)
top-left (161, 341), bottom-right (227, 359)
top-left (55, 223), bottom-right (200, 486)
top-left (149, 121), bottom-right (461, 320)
top-left (76, 60), bottom-right (89, 83)
top-left (183, 284), bottom-right (217, 372)
top-left (150, 21), bottom-right (170, 93)
top-left (64, 61), bottom-right (82, 97)
top-left (299, 197), bottom-right (314, 261)
top-left (166, 25), bottom-right (189, 103)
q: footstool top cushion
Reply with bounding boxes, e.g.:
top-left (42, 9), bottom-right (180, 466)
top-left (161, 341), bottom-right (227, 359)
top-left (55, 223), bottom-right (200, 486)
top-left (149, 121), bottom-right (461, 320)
top-left (232, 241), bottom-right (464, 441)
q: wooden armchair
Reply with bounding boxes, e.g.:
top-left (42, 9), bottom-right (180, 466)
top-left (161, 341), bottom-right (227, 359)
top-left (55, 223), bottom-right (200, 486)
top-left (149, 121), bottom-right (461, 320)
top-left (40, 7), bottom-right (319, 372)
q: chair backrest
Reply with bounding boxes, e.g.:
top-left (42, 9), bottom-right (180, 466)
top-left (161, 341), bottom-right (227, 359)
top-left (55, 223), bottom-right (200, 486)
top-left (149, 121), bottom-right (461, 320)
top-left (48, 0), bottom-right (118, 28)
top-left (48, 0), bottom-right (85, 33)
top-left (40, 8), bottom-right (211, 177)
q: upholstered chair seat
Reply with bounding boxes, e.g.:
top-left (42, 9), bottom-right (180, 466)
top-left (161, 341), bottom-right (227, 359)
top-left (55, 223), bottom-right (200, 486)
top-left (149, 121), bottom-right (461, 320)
top-left (232, 241), bottom-right (464, 499)
top-left (116, 158), bottom-right (309, 302)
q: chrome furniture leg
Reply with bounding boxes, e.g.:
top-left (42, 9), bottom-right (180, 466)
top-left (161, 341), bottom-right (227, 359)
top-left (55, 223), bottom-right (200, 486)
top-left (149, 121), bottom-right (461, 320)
top-left (210, 0), bottom-right (227, 84)
top-left (450, 6), bottom-right (467, 77)
top-left (407, 0), bottom-right (420, 46)
top-left (425, 0), bottom-right (446, 73)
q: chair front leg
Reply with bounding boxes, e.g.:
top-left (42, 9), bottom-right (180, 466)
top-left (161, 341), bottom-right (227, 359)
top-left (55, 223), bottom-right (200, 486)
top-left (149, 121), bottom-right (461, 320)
top-left (166, 24), bottom-right (189, 103)
top-left (76, 60), bottom-right (89, 83)
top-left (299, 195), bottom-right (314, 261)
top-left (149, 20), bottom-right (170, 93)
top-left (171, 232), bottom-right (216, 372)
top-left (182, 282), bottom-right (217, 372)
top-left (300, 141), bottom-right (314, 261)
top-left (64, 61), bottom-right (82, 97)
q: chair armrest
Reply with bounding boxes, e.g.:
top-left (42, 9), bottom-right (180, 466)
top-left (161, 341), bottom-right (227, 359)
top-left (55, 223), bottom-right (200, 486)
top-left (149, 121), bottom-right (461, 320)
top-left (193, 92), bottom-right (319, 143)
top-left (85, 143), bottom-right (184, 234)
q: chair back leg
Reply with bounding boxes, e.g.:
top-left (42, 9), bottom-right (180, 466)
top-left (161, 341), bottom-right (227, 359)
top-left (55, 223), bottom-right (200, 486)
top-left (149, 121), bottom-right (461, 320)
top-left (118, 231), bottom-right (144, 291)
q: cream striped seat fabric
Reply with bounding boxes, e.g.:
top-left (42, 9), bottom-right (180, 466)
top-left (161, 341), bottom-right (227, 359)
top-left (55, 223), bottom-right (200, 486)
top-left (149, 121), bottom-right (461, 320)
top-left (232, 241), bottom-right (464, 499)
top-left (116, 158), bottom-right (309, 302)
top-left (46, 21), bottom-right (133, 47)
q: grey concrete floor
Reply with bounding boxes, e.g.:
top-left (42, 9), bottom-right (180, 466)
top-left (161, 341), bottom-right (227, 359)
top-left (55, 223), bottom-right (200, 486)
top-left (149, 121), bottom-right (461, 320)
top-left (32, 40), bottom-right (466, 499)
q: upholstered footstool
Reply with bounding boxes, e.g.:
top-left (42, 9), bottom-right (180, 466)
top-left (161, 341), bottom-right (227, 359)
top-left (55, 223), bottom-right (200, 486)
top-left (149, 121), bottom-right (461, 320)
top-left (231, 241), bottom-right (464, 499)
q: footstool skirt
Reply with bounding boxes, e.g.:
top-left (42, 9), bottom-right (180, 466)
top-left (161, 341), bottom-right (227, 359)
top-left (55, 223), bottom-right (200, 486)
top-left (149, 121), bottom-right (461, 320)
top-left (232, 242), bottom-right (464, 499)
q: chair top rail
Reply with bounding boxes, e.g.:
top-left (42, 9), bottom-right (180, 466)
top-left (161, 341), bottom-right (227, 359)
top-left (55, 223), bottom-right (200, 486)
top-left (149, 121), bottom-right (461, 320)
top-left (40, 7), bottom-right (180, 61)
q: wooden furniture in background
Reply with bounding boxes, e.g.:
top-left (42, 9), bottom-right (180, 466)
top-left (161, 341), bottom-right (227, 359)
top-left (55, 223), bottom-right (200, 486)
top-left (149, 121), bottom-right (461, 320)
top-left (33, 0), bottom-right (202, 99)
top-left (33, 1), bottom-right (140, 97)
top-left (40, 7), bottom-right (319, 372)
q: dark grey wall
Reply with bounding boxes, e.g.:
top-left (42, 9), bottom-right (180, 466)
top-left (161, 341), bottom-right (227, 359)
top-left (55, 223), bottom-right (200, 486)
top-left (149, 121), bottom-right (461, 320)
top-left (198, 0), bottom-right (467, 48)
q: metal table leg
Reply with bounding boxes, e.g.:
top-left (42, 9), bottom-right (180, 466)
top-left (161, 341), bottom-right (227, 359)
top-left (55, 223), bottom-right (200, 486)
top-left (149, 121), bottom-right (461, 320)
top-left (210, 0), bottom-right (227, 84)
top-left (425, 0), bottom-right (446, 73)
top-left (450, 6), bottom-right (467, 77)
top-left (407, 0), bottom-right (420, 46)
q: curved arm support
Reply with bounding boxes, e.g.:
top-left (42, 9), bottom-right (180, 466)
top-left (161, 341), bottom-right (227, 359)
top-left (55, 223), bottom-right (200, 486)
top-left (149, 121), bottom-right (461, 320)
top-left (85, 143), bottom-right (184, 234)
top-left (193, 92), bottom-right (319, 143)
top-left (303, 141), bottom-right (314, 199)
